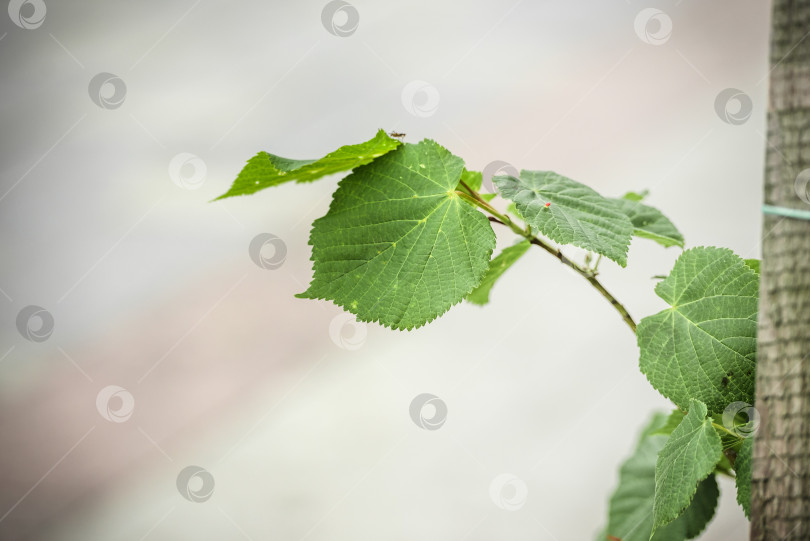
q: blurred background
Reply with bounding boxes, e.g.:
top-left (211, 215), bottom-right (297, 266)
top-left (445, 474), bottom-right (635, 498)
top-left (0, 1), bottom-right (769, 539)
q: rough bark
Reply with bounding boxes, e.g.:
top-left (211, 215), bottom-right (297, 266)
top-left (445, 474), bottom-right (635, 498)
top-left (750, 0), bottom-right (810, 539)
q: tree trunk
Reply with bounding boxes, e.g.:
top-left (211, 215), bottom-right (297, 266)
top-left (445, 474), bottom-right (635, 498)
top-left (750, 0), bottom-right (810, 538)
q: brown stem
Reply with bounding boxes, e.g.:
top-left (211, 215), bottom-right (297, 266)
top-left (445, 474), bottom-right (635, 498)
top-left (457, 185), bottom-right (638, 334)
top-left (525, 237), bottom-right (637, 333)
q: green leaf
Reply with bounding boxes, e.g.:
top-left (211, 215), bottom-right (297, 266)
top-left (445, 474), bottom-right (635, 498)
top-left (214, 129), bottom-right (401, 200)
top-left (297, 140), bottom-right (496, 330)
top-left (649, 409), bottom-right (686, 437)
top-left (467, 240), bottom-right (530, 305)
top-left (506, 201), bottom-right (524, 219)
top-left (457, 169), bottom-right (496, 202)
top-left (458, 168), bottom-right (482, 191)
top-left (612, 198), bottom-right (684, 248)
top-left (677, 476), bottom-right (720, 539)
top-left (735, 437), bottom-right (752, 518)
top-left (623, 190), bottom-right (650, 202)
top-left (653, 399), bottom-right (722, 533)
top-left (602, 412), bottom-right (719, 541)
top-left (744, 259), bottom-right (760, 275)
top-left (493, 171), bottom-right (634, 266)
top-left (637, 247), bottom-right (759, 414)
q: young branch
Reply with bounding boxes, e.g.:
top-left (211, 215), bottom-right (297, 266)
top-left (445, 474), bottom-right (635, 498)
top-left (457, 182), bottom-right (638, 334)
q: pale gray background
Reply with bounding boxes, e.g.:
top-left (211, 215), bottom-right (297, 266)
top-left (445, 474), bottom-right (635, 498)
top-left (0, 1), bottom-right (769, 539)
